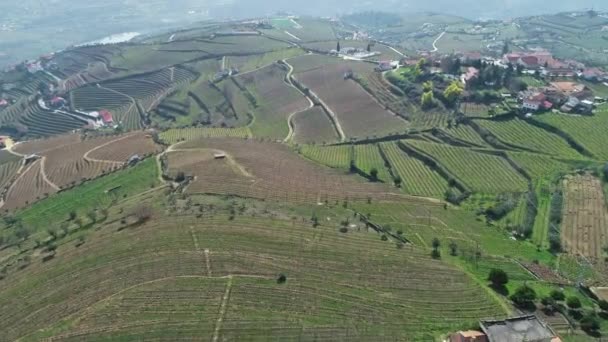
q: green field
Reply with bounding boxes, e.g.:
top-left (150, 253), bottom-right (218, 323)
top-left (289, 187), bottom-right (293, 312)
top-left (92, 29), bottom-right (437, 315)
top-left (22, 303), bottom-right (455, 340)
top-left (407, 141), bottom-right (529, 194)
top-left (299, 145), bottom-right (351, 169)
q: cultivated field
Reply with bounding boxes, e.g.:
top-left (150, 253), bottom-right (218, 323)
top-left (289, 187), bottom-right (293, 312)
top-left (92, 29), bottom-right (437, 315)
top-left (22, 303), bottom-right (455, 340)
top-left (236, 64), bottom-right (310, 139)
top-left (159, 127), bottom-right (252, 144)
top-left (407, 141), bottom-right (529, 193)
top-left (291, 107), bottom-right (339, 144)
top-left (168, 138), bottom-right (397, 203)
top-left (3, 132), bottom-right (161, 210)
top-left (294, 60), bottom-right (408, 139)
top-left (561, 174), bottom-right (608, 262)
top-left (0, 212), bottom-right (506, 340)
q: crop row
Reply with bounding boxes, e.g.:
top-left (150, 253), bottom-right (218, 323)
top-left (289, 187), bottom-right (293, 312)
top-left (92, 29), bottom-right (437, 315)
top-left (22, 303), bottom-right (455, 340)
top-left (407, 141), bottom-right (529, 193)
top-left (159, 127), bottom-right (252, 144)
top-left (476, 118), bottom-right (584, 158)
top-left (381, 142), bottom-right (449, 197)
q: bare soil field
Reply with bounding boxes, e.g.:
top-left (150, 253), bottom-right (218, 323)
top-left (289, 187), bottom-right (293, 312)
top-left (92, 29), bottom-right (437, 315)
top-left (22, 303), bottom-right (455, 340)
top-left (3, 159), bottom-right (58, 210)
top-left (292, 106), bottom-right (339, 144)
top-left (561, 174), bottom-right (608, 262)
top-left (4, 132), bottom-right (161, 210)
top-left (168, 138), bottom-right (399, 203)
top-left (295, 62), bottom-right (408, 139)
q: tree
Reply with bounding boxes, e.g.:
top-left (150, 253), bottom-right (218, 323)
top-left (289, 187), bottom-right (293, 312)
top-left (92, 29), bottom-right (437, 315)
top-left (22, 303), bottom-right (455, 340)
top-left (580, 313), bottom-right (600, 334)
top-left (366, 43), bottom-right (371, 52)
top-left (598, 300), bottom-right (608, 312)
top-left (432, 238), bottom-right (440, 251)
top-left (550, 289), bottom-right (565, 301)
top-left (422, 80), bottom-right (433, 92)
top-left (488, 268), bottom-right (509, 288)
top-left (369, 168), bottom-right (379, 182)
top-left (68, 210), bottom-right (77, 221)
top-left (175, 171), bottom-right (186, 182)
top-left (421, 91), bottom-right (435, 109)
top-left (566, 296), bottom-right (582, 309)
top-left (602, 163), bottom-right (608, 182)
top-left (541, 296), bottom-right (556, 312)
top-left (502, 41), bottom-right (510, 55)
top-left (510, 285), bottom-right (537, 309)
top-left (448, 241), bottom-right (458, 256)
top-left (443, 81), bottom-right (464, 106)
top-left (394, 175), bottom-right (402, 187)
top-left (336, 41), bottom-right (341, 52)
top-left (277, 273), bottom-right (287, 284)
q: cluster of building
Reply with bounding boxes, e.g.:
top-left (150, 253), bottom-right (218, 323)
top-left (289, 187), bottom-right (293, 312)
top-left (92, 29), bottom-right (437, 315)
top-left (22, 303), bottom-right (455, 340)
top-left (519, 81), bottom-right (600, 115)
top-left (449, 315), bottom-right (561, 342)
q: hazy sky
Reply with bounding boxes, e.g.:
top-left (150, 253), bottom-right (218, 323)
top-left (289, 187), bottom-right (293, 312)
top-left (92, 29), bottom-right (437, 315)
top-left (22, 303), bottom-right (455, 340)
top-left (213, 0), bottom-right (608, 19)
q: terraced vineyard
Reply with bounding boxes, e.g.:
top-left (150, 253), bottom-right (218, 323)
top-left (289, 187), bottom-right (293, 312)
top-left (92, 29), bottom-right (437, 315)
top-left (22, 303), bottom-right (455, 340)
top-left (353, 144), bottom-right (392, 183)
top-left (299, 145), bottom-right (351, 169)
top-left (381, 142), bottom-right (450, 197)
top-left (441, 125), bottom-right (488, 147)
top-left (291, 107), bottom-right (339, 144)
top-left (0, 214), bottom-right (506, 340)
top-left (160, 127), bottom-right (252, 144)
top-left (534, 109), bottom-right (608, 160)
top-left (407, 141), bottom-right (529, 193)
top-left (508, 152), bottom-right (577, 180)
top-left (476, 118), bottom-right (585, 158)
top-left (3, 159), bottom-right (58, 210)
top-left (237, 64), bottom-right (310, 139)
top-left (0, 151), bottom-right (21, 193)
top-left (169, 139), bottom-right (396, 203)
top-left (295, 61), bottom-right (409, 139)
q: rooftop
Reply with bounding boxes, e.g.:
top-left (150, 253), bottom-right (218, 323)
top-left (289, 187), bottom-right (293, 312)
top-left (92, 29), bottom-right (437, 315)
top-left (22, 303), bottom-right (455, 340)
top-left (480, 315), bottom-right (556, 342)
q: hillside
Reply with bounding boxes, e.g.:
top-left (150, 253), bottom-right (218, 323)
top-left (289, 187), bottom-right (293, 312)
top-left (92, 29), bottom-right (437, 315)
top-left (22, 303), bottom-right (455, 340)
top-left (1, 11), bottom-right (608, 340)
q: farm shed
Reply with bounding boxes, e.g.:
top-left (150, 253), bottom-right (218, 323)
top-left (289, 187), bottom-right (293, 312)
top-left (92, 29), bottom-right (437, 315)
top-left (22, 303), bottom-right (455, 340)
top-left (480, 315), bottom-right (560, 342)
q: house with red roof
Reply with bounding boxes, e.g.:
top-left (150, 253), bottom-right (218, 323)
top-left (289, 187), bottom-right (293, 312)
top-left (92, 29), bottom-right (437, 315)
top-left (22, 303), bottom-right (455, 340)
top-left (461, 67), bottom-right (479, 85)
top-left (49, 96), bottom-right (66, 108)
top-left (99, 110), bottom-right (114, 125)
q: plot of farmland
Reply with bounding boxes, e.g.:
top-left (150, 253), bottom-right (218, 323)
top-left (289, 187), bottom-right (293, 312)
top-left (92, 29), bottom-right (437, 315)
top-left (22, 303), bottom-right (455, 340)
top-left (476, 118), bottom-right (585, 158)
top-left (160, 127), bottom-right (252, 144)
top-left (0, 212), bottom-right (506, 340)
top-left (381, 142), bottom-right (449, 197)
top-left (3, 159), bottom-right (58, 210)
top-left (292, 107), bottom-right (339, 144)
top-left (300, 145), bottom-right (351, 169)
top-left (5, 132), bottom-right (161, 209)
top-left (169, 138), bottom-right (397, 203)
top-left (295, 63), bottom-right (408, 139)
top-left (561, 174), bottom-right (608, 262)
top-left (236, 64), bottom-right (310, 139)
top-left (407, 141), bottom-right (528, 193)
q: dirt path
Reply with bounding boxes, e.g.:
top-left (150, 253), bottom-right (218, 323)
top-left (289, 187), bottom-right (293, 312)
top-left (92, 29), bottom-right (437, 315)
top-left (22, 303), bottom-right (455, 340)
top-left (431, 31), bottom-right (446, 53)
top-left (40, 157), bottom-right (61, 191)
top-left (282, 59), bottom-right (346, 142)
top-left (98, 84), bottom-right (137, 116)
top-left (212, 275), bottom-right (233, 342)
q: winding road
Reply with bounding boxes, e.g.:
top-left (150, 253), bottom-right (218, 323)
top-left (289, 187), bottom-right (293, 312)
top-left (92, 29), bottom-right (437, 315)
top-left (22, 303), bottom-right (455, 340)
top-left (431, 31), bottom-right (446, 53)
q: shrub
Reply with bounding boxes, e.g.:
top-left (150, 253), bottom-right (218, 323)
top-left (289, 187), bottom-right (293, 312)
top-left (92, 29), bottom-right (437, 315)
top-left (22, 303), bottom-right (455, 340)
top-left (369, 168), bottom-right (378, 182)
top-left (510, 285), bottom-right (536, 309)
top-left (431, 249), bottom-right (441, 259)
top-left (380, 235), bottom-right (388, 241)
top-left (550, 289), bottom-right (566, 301)
top-left (579, 313), bottom-right (600, 333)
top-left (598, 299), bottom-right (608, 312)
top-left (277, 274), bottom-right (287, 284)
top-left (566, 296), bottom-right (582, 309)
top-left (488, 269), bottom-right (509, 287)
top-left (339, 227), bottom-right (348, 233)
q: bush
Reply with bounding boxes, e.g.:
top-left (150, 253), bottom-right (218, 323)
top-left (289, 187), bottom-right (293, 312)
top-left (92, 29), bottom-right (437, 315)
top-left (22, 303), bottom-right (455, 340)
top-left (510, 285), bottom-right (537, 309)
top-left (598, 299), bottom-right (608, 312)
top-left (566, 296), bottom-right (582, 309)
top-left (431, 249), bottom-right (441, 259)
top-left (580, 313), bottom-right (600, 333)
top-left (369, 168), bottom-right (378, 182)
top-left (277, 273), bottom-right (287, 284)
top-left (550, 289), bottom-right (566, 301)
top-left (339, 227), bottom-right (348, 233)
top-left (488, 269), bottom-right (509, 287)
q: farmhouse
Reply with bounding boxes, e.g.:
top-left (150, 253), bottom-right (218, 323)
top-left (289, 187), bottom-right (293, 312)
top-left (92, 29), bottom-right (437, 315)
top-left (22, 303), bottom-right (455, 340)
top-left (99, 109), bottom-right (114, 125)
top-left (462, 67), bottom-right (480, 85)
top-left (480, 315), bottom-right (560, 342)
top-left (375, 61), bottom-right (394, 72)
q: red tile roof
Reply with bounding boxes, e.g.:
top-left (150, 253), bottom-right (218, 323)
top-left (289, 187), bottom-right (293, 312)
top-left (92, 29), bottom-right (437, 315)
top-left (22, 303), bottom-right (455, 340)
top-left (99, 109), bottom-right (114, 124)
top-left (520, 56), bottom-right (539, 66)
